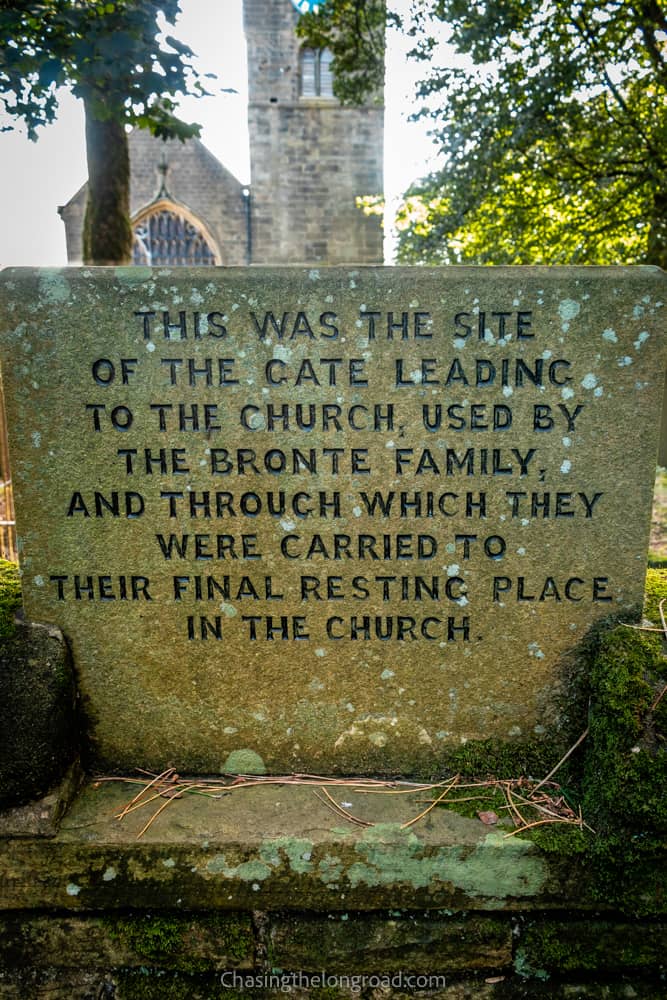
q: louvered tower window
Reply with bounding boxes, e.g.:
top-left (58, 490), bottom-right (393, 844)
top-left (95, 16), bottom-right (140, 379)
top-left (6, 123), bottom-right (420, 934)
top-left (300, 48), bottom-right (334, 98)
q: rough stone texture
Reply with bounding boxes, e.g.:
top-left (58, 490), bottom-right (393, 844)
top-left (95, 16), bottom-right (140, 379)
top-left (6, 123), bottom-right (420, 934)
top-left (0, 782), bottom-right (561, 913)
top-left (0, 778), bottom-right (664, 997)
top-left (0, 266), bottom-right (664, 774)
top-left (0, 761), bottom-right (82, 837)
top-left (245, 0), bottom-right (384, 264)
top-left (1, 780), bottom-right (664, 916)
top-left (0, 622), bottom-right (77, 807)
top-left (518, 919), bottom-right (667, 974)
top-left (268, 912), bottom-right (512, 972)
top-left (0, 912), bottom-right (255, 971)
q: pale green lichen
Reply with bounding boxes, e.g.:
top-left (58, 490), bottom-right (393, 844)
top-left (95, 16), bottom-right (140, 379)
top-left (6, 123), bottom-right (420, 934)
top-left (222, 749), bottom-right (266, 775)
top-left (347, 824), bottom-right (546, 899)
top-left (114, 266), bottom-right (154, 283)
top-left (37, 271), bottom-right (71, 305)
top-left (205, 855), bottom-right (272, 881)
top-left (259, 837), bottom-right (314, 874)
top-left (318, 855), bottom-right (344, 884)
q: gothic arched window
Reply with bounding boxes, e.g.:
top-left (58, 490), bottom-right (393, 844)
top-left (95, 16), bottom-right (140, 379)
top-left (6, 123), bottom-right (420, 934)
top-left (132, 201), bottom-right (220, 266)
top-left (300, 47), bottom-right (334, 99)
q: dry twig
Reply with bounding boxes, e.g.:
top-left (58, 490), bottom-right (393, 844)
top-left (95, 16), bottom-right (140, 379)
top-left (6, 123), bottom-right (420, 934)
top-left (528, 728), bottom-right (589, 798)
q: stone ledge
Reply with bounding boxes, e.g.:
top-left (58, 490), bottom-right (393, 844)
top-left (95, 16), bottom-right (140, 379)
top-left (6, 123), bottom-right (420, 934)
top-left (0, 760), bottom-right (83, 839)
top-left (0, 779), bottom-right (662, 914)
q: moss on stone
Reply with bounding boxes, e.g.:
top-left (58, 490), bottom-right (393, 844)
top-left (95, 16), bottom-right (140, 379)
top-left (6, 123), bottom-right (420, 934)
top-left (644, 566), bottom-right (667, 633)
top-left (520, 919), bottom-right (667, 972)
top-left (106, 915), bottom-right (190, 966)
top-left (0, 622), bottom-right (78, 808)
top-left (442, 739), bottom-right (568, 784)
top-left (582, 625), bottom-right (666, 839)
top-left (268, 910), bottom-right (511, 974)
top-left (0, 559), bottom-right (21, 637)
top-left (575, 588), bottom-right (667, 914)
top-left (105, 912), bottom-right (253, 971)
top-left (420, 570), bottom-right (666, 916)
top-left (523, 823), bottom-right (589, 855)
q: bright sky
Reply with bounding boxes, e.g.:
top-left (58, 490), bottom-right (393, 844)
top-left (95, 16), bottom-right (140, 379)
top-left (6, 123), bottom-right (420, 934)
top-left (0, 0), bottom-right (443, 267)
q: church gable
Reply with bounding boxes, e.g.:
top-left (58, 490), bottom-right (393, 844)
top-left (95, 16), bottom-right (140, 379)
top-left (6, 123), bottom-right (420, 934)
top-left (59, 130), bottom-right (248, 266)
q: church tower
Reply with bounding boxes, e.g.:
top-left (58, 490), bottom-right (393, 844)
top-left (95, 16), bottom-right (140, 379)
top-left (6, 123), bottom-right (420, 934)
top-left (244, 0), bottom-right (384, 264)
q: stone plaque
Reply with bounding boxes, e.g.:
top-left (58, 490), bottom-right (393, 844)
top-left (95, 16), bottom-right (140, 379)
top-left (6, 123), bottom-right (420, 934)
top-left (0, 267), bottom-right (664, 774)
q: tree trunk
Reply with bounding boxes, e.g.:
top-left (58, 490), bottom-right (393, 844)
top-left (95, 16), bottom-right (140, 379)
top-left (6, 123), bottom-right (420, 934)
top-left (645, 189), bottom-right (667, 270)
top-left (82, 98), bottom-right (133, 265)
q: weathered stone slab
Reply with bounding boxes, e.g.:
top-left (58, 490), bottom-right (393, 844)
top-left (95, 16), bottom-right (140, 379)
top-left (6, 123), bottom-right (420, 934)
top-left (0, 623), bottom-right (77, 808)
top-left (0, 781), bottom-right (583, 913)
top-left (268, 912), bottom-right (512, 973)
top-left (0, 266), bottom-right (664, 774)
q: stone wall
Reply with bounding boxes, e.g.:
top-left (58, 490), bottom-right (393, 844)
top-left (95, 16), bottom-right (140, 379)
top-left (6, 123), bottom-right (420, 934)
top-left (1, 910), bottom-right (665, 998)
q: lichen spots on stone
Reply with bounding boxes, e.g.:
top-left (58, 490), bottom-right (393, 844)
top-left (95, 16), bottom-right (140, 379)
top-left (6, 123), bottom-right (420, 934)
top-left (205, 854), bottom-right (228, 875)
top-left (260, 836), bottom-right (315, 875)
top-left (236, 861), bottom-right (272, 881)
top-left (346, 823), bottom-right (546, 899)
top-left (222, 749), bottom-right (266, 775)
top-left (38, 272), bottom-right (71, 305)
top-left (319, 854), bottom-right (344, 884)
top-left (205, 854), bottom-right (271, 881)
top-left (558, 299), bottom-right (580, 331)
top-left (114, 266), bottom-right (153, 284)
top-left (273, 344), bottom-right (291, 361)
top-left (369, 732), bottom-right (389, 747)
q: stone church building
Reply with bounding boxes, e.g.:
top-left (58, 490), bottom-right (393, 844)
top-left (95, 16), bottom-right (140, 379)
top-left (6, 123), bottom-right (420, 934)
top-left (59, 0), bottom-right (384, 267)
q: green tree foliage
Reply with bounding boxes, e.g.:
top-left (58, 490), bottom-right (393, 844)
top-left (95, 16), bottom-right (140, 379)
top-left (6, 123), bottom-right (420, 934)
top-left (296, 0), bottom-right (392, 104)
top-left (0, 1), bottom-right (208, 264)
top-left (299, 0), bottom-right (667, 267)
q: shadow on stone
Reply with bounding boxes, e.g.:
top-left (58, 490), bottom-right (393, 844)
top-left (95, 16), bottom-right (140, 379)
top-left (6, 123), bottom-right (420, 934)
top-left (0, 622), bottom-right (78, 809)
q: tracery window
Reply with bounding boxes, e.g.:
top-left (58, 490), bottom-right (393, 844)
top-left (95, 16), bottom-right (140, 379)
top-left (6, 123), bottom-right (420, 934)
top-left (132, 206), bottom-right (219, 266)
top-left (300, 47), bottom-right (334, 99)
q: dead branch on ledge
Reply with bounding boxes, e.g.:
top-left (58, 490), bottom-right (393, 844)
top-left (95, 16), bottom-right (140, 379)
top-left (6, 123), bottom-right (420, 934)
top-left (95, 749), bottom-right (592, 840)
